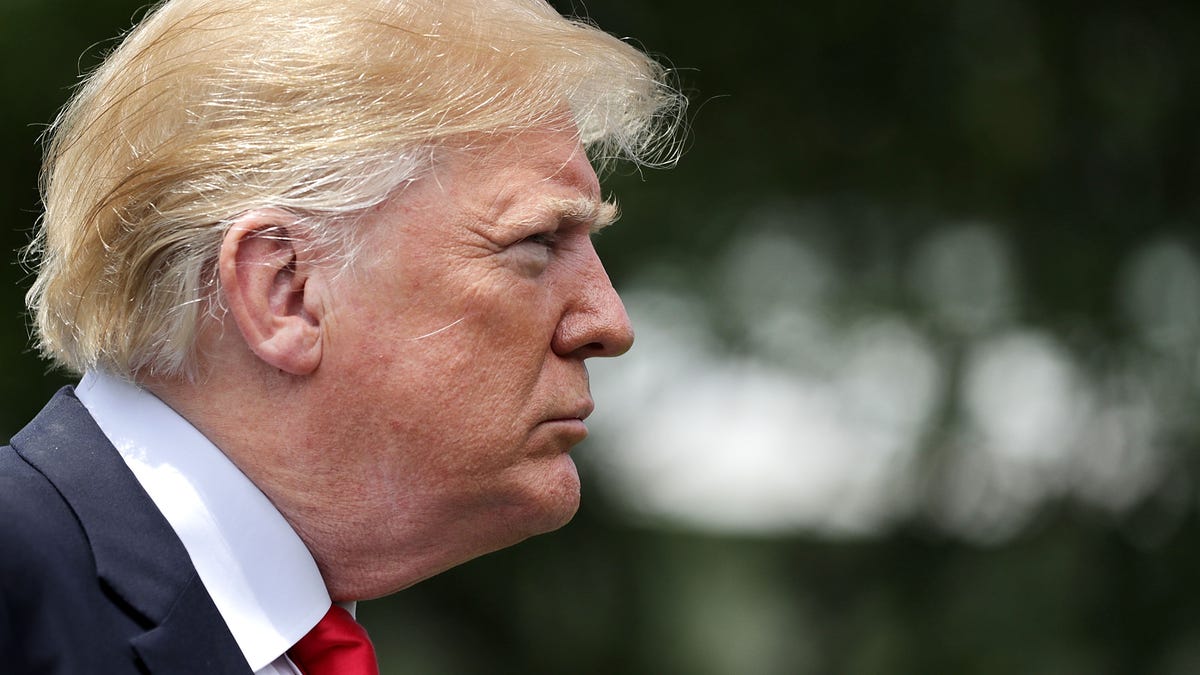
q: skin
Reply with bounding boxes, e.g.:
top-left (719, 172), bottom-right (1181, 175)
top-left (150, 125), bottom-right (634, 600)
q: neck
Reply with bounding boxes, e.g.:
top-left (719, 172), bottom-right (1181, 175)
top-left (142, 365), bottom-right (465, 602)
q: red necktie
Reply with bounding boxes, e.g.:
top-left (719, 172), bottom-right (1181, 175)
top-left (287, 605), bottom-right (380, 675)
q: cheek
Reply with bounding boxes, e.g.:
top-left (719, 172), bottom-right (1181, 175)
top-left (326, 263), bottom-right (561, 431)
top-left (360, 340), bottom-right (532, 441)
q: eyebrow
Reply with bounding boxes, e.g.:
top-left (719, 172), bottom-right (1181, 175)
top-left (546, 197), bottom-right (621, 233)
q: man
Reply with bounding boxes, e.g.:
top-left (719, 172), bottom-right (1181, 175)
top-left (0, 0), bottom-right (681, 672)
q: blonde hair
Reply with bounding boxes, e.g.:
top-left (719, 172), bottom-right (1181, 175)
top-left (26, 0), bottom-right (683, 379)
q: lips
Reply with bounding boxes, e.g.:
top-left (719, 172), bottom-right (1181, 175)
top-left (545, 399), bottom-right (594, 423)
top-left (569, 399), bottom-right (595, 421)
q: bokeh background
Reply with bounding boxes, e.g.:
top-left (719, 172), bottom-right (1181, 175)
top-left (4, 1), bottom-right (1200, 672)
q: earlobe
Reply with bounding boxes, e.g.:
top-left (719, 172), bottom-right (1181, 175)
top-left (219, 211), bottom-right (325, 375)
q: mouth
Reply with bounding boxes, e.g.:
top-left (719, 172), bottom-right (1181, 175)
top-left (558, 399), bottom-right (594, 423)
top-left (540, 400), bottom-right (594, 443)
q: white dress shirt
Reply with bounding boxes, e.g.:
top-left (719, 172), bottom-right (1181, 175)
top-left (76, 371), bottom-right (340, 675)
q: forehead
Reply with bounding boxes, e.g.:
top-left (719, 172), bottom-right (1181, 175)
top-left (354, 126), bottom-right (602, 250)
top-left (456, 127), bottom-right (600, 195)
top-left (436, 126), bottom-right (603, 223)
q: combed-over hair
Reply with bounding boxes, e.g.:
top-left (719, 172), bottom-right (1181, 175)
top-left (25, 0), bottom-right (683, 379)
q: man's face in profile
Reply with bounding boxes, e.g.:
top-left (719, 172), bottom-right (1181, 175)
top-left (305, 126), bottom-right (634, 573)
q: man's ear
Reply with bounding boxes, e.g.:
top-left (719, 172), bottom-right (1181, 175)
top-left (219, 210), bottom-right (326, 375)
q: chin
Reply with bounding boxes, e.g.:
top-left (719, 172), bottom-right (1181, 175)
top-left (515, 455), bottom-right (582, 536)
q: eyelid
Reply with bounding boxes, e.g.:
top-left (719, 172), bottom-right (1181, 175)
top-left (501, 198), bottom-right (618, 249)
top-left (522, 230), bottom-right (560, 247)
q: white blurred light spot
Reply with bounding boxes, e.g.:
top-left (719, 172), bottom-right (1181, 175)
top-left (930, 330), bottom-right (1086, 543)
top-left (1118, 237), bottom-right (1200, 351)
top-left (720, 225), bottom-right (837, 314)
top-left (1069, 357), bottom-right (1165, 513)
top-left (835, 317), bottom-right (943, 439)
top-left (963, 330), bottom-right (1085, 466)
top-left (908, 223), bottom-right (1017, 334)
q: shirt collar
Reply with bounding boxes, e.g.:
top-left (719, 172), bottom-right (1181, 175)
top-left (76, 371), bottom-right (332, 671)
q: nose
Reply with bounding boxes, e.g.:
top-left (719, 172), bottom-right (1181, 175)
top-left (552, 247), bottom-right (635, 359)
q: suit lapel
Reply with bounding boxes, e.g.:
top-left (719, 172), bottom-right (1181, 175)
top-left (132, 574), bottom-right (258, 674)
top-left (12, 388), bottom-right (252, 674)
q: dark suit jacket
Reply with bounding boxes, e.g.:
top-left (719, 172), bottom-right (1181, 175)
top-left (0, 388), bottom-right (253, 674)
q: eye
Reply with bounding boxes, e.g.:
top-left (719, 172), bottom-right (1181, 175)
top-left (504, 230), bottom-right (559, 277)
top-left (517, 231), bottom-right (560, 248)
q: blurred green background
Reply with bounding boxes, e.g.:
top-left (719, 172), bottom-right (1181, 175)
top-left (4, 1), bottom-right (1200, 673)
